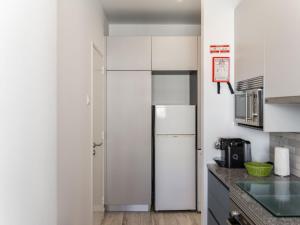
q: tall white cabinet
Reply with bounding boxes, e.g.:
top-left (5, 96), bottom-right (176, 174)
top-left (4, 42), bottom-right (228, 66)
top-left (106, 71), bottom-right (152, 208)
top-left (106, 37), bottom-right (152, 210)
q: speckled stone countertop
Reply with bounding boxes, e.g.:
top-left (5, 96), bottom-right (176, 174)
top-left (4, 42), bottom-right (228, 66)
top-left (208, 164), bottom-right (300, 225)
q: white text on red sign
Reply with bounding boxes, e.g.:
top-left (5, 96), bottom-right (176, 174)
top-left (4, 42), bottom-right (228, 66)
top-left (210, 45), bottom-right (230, 54)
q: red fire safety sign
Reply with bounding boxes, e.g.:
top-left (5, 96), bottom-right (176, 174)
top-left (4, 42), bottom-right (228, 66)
top-left (210, 45), bottom-right (230, 54)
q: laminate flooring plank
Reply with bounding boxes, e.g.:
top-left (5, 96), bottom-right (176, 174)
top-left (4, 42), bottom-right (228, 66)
top-left (102, 212), bottom-right (124, 225)
top-left (101, 212), bottom-right (201, 225)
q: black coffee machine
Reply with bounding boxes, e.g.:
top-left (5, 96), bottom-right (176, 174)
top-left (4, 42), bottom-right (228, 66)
top-left (214, 138), bottom-right (251, 168)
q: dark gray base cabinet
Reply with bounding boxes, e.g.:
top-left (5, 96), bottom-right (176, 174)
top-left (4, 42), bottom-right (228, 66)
top-left (208, 171), bottom-right (229, 225)
top-left (208, 210), bottom-right (219, 225)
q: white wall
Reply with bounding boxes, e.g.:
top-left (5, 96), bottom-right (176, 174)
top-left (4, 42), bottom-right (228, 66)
top-left (109, 24), bottom-right (201, 36)
top-left (0, 1), bottom-right (57, 225)
top-left (200, 0), bottom-right (269, 224)
top-left (57, 0), bottom-right (108, 224)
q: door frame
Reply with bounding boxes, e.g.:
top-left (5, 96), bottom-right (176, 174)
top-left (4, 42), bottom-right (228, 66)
top-left (90, 41), bottom-right (106, 224)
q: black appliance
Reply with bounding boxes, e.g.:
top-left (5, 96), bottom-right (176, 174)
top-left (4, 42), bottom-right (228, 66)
top-left (214, 138), bottom-right (251, 168)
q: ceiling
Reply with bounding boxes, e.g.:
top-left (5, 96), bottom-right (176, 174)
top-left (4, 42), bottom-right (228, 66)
top-left (100, 0), bottom-right (201, 24)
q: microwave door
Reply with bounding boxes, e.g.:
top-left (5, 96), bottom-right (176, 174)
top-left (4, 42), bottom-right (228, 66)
top-left (235, 92), bottom-right (247, 124)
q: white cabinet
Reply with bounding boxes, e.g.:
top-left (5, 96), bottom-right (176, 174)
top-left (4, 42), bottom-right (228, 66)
top-left (235, 0), bottom-right (300, 132)
top-left (235, 0), bottom-right (265, 82)
top-left (106, 71), bottom-right (152, 207)
top-left (152, 36), bottom-right (198, 71)
top-left (265, 0), bottom-right (300, 98)
top-left (107, 37), bottom-right (151, 70)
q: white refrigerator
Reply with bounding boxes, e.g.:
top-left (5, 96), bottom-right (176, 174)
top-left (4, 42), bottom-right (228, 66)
top-left (154, 105), bottom-right (196, 211)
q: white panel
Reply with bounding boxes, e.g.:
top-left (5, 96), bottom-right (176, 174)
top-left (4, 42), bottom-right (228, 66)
top-left (155, 135), bottom-right (196, 210)
top-left (197, 150), bottom-right (204, 211)
top-left (109, 24), bottom-right (201, 36)
top-left (197, 36), bottom-right (201, 149)
top-left (235, 0), bottom-right (265, 82)
top-left (152, 36), bottom-right (198, 71)
top-left (152, 74), bottom-right (190, 105)
top-left (107, 36), bottom-right (151, 70)
top-left (155, 105), bottom-right (196, 135)
top-left (265, 0), bottom-right (300, 98)
top-left (264, 104), bottom-right (300, 132)
top-left (106, 71), bottom-right (151, 205)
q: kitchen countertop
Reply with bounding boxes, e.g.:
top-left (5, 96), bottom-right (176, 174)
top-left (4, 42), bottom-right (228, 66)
top-left (208, 164), bottom-right (300, 225)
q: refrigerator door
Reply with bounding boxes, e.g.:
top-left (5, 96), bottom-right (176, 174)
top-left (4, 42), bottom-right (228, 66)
top-left (155, 134), bottom-right (196, 211)
top-left (155, 105), bottom-right (196, 135)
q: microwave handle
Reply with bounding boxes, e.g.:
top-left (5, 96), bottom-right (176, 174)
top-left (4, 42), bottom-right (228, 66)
top-left (245, 92), bottom-right (252, 121)
top-left (252, 89), bottom-right (262, 117)
top-left (245, 93), bottom-right (248, 122)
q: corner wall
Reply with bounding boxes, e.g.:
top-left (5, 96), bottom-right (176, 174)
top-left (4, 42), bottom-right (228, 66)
top-left (0, 1), bottom-right (57, 225)
top-left (57, 0), bottom-right (108, 224)
top-left (200, 0), bottom-right (269, 224)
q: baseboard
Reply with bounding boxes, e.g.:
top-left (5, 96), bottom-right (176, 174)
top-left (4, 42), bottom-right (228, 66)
top-left (94, 204), bottom-right (105, 212)
top-left (105, 204), bottom-right (150, 212)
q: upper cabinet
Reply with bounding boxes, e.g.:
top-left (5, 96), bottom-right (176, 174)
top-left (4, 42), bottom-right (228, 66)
top-left (264, 0), bottom-right (300, 99)
top-left (107, 37), bottom-right (151, 71)
top-left (152, 36), bottom-right (198, 71)
top-left (235, 0), bottom-right (265, 82)
top-left (236, 0), bottom-right (300, 100)
top-left (235, 0), bottom-right (300, 132)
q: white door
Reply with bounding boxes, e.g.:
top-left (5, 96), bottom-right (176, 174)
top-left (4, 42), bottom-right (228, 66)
top-left (155, 105), bottom-right (196, 135)
top-left (92, 46), bottom-right (105, 225)
top-left (106, 71), bottom-right (152, 207)
top-left (155, 135), bottom-right (196, 211)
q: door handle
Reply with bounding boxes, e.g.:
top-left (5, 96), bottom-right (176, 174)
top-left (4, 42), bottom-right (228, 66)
top-left (93, 142), bottom-right (103, 156)
top-left (93, 142), bottom-right (103, 149)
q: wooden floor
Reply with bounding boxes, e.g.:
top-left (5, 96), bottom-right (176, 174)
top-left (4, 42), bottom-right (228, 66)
top-left (101, 212), bottom-right (201, 225)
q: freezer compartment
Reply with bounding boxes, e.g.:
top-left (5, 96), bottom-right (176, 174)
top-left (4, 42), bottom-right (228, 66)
top-left (155, 134), bottom-right (196, 211)
top-left (155, 105), bottom-right (196, 135)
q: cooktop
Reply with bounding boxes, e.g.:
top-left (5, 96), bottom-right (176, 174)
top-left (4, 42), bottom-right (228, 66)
top-left (236, 180), bottom-right (300, 217)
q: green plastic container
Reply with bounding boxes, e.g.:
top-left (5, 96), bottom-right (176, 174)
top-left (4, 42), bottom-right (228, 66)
top-left (244, 162), bottom-right (273, 177)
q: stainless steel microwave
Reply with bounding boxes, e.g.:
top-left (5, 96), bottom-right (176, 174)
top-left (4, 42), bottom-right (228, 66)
top-left (235, 76), bottom-right (264, 128)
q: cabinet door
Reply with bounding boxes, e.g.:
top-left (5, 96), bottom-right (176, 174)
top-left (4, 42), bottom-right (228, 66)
top-left (152, 36), bottom-right (198, 71)
top-left (208, 210), bottom-right (219, 225)
top-left (106, 71), bottom-right (152, 206)
top-left (208, 171), bottom-right (229, 225)
top-left (107, 37), bottom-right (151, 70)
top-left (265, 0), bottom-right (300, 98)
top-left (235, 0), bottom-right (265, 82)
